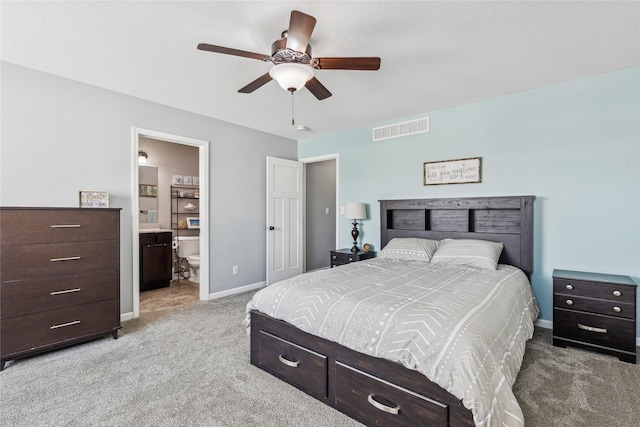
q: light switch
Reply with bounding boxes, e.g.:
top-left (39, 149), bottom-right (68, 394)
top-left (325, 207), bottom-right (330, 215)
top-left (340, 206), bottom-right (345, 214)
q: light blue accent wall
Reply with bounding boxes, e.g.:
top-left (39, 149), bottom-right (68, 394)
top-left (299, 67), bottom-right (640, 333)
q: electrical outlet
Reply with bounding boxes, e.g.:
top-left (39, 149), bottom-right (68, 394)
top-left (232, 265), bottom-right (239, 275)
top-left (325, 207), bottom-right (329, 215)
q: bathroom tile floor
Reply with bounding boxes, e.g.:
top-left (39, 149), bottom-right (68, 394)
top-left (140, 279), bottom-right (199, 314)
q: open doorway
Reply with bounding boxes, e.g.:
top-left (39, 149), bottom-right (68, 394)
top-left (132, 127), bottom-right (210, 318)
top-left (301, 154), bottom-right (339, 272)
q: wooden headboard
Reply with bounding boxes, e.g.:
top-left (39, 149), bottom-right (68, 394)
top-left (379, 196), bottom-right (534, 276)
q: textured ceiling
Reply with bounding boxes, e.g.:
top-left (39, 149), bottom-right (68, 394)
top-left (2, 1), bottom-right (638, 141)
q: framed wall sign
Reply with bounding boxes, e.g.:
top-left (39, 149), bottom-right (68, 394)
top-left (423, 157), bottom-right (482, 185)
top-left (79, 191), bottom-right (110, 208)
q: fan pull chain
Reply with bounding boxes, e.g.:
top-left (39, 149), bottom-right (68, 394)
top-left (291, 90), bottom-right (295, 126)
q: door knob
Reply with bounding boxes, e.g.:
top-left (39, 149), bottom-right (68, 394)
top-left (268, 226), bottom-right (275, 230)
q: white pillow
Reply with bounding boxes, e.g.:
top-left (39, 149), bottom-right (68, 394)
top-left (430, 239), bottom-right (504, 270)
top-left (379, 238), bottom-right (439, 262)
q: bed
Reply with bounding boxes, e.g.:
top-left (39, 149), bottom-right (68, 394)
top-left (247, 196), bottom-right (537, 427)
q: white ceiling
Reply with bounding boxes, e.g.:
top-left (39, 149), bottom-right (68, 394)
top-left (2, 1), bottom-right (638, 141)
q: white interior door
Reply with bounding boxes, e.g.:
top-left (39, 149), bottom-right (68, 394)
top-left (266, 156), bottom-right (303, 285)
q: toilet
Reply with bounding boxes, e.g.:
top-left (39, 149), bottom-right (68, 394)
top-left (175, 235), bottom-right (200, 283)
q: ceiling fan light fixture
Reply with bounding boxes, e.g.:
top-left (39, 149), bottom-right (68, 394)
top-left (269, 63), bottom-right (314, 92)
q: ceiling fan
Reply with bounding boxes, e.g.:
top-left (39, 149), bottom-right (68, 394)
top-left (197, 10), bottom-right (381, 100)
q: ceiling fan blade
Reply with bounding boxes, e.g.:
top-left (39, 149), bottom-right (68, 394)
top-left (305, 77), bottom-right (332, 100)
top-left (238, 73), bottom-right (273, 93)
top-left (197, 43), bottom-right (268, 61)
top-left (314, 57), bottom-right (381, 70)
top-left (286, 10), bottom-right (316, 54)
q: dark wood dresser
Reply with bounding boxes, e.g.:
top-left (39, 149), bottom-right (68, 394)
top-left (139, 231), bottom-right (172, 291)
top-left (0, 207), bottom-right (121, 370)
top-left (330, 248), bottom-right (376, 268)
top-left (553, 269), bottom-right (637, 364)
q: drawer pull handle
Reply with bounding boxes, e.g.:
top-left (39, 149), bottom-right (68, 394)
top-left (565, 284), bottom-right (574, 290)
top-left (50, 256), bottom-right (81, 262)
top-left (50, 320), bottom-right (81, 329)
top-left (332, 255), bottom-right (336, 259)
top-left (613, 306), bottom-right (622, 313)
top-left (51, 224), bottom-right (81, 228)
top-left (613, 290), bottom-right (622, 297)
top-left (348, 258), bottom-right (353, 262)
top-left (368, 394), bottom-right (400, 415)
top-left (577, 323), bottom-right (607, 334)
top-left (565, 299), bottom-right (573, 306)
top-left (278, 354), bottom-right (299, 368)
top-left (50, 288), bottom-right (81, 296)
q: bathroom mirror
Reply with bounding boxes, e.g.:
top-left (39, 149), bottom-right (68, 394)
top-left (139, 165), bottom-right (158, 224)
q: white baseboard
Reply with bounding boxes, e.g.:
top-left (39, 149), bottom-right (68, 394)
top-left (209, 281), bottom-right (266, 300)
top-left (121, 312), bottom-right (134, 322)
top-left (535, 318), bottom-right (640, 347)
top-left (534, 319), bottom-right (553, 330)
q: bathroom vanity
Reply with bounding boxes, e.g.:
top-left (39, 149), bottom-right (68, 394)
top-left (139, 230), bottom-right (173, 291)
top-left (0, 207), bottom-right (121, 370)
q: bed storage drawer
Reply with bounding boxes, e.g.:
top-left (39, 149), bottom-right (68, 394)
top-left (257, 330), bottom-right (328, 398)
top-left (335, 361), bottom-right (448, 426)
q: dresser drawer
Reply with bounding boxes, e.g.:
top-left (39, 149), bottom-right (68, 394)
top-left (257, 330), bottom-right (328, 398)
top-left (1, 209), bottom-right (119, 245)
top-left (1, 240), bottom-right (118, 281)
top-left (1, 270), bottom-right (118, 318)
top-left (553, 294), bottom-right (635, 319)
top-left (553, 278), bottom-right (635, 304)
top-left (553, 308), bottom-right (636, 352)
top-left (335, 361), bottom-right (448, 426)
top-left (1, 299), bottom-right (119, 356)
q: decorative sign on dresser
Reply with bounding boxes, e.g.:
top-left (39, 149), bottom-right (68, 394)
top-left (0, 207), bottom-right (122, 370)
top-left (552, 269), bottom-right (637, 364)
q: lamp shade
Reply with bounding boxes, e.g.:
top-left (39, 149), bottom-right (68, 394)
top-left (344, 202), bottom-right (367, 220)
top-left (269, 63), bottom-right (314, 92)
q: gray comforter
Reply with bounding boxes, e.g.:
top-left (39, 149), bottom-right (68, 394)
top-left (245, 258), bottom-right (539, 427)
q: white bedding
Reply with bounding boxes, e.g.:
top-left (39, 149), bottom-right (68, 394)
top-left (245, 258), bottom-right (539, 427)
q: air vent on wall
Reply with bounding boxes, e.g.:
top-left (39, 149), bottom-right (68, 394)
top-left (372, 116), bottom-right (429, 141)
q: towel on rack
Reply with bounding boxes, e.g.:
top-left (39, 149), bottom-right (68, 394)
top-left (147, 210), bottom-right (158, 223)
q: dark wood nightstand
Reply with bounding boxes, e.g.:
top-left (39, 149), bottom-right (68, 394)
top-left (330, 248), bottom-right (376, 268)
top-left (552, 269), bottom-right (637, 364)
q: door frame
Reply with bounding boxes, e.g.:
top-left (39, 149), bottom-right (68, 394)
top-left (299, 153), bottom-right (339, 272)
top-left (131, 127), bottom-right (210, 318)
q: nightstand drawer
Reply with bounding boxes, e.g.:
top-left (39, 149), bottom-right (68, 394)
top-left (554, 278), bottom-right (635, 304)
top-left (553, 294), bottom-right (635, 319)
top-left (330, 249), bottom-right (376, 267)
top-left (554, 308), bottom-right (636, 353)
top-left (332, 252), bottom-right (357, 265)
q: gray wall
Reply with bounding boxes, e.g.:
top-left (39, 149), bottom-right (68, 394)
top-left (0, 61), bottom-right (297, 315)
top-left (305, 160), bottom-right (336, 271)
